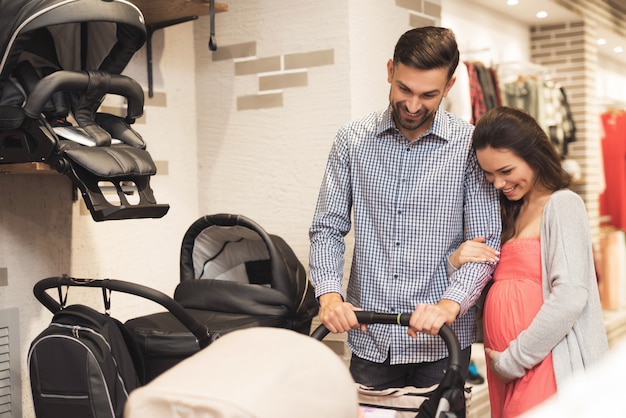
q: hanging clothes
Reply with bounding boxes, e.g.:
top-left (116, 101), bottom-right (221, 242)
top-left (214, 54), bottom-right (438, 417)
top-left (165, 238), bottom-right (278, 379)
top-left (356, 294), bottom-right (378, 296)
top-left (465, 61), bottom-right (486, 124)
top-left (488, 67), bottom-right (502, 108)
top-left (498, 61), bottom-right (576, 158)
top-left (541, 79), bottom-right (577, 154)
top-left (502, 77), bottom-right (544, 127)
top-left (557, 86), bottom-right (577, 156)
top-left (599, 109), bottom-right (626, 231)
top-left (474, 61), bottom-right (498, 111)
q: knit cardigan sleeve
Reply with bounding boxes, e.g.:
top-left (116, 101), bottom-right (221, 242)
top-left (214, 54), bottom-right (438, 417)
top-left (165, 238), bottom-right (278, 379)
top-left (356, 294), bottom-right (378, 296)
top-left (492, 190), bottom-right (593, 381)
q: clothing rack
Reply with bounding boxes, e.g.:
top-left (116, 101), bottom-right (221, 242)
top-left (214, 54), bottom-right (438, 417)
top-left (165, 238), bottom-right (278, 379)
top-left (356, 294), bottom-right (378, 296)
top-left (599, 98), bottom-right (626, 112)
top-left (495, 60), bottom-right (552, 83)
top-left (460, 47), bottom-right (491, 56)
top-left (460, 47), bottom-right (493, 67)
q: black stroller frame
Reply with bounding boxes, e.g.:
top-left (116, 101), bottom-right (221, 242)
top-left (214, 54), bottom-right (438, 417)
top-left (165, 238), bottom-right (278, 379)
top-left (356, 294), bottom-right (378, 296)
top-left (32, 275), bottom-right (215, 349)
top-left (28, 213), bottom-right (319, 416)
top-left (0, 0), bottom-right (169, 221)
top-left (312, 312), bottom-right (468, 418)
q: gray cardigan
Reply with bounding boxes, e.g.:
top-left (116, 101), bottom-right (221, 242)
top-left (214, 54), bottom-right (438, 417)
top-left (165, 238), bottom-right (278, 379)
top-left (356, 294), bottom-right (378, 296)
top-left (494, 189), bottom-right (609, 388)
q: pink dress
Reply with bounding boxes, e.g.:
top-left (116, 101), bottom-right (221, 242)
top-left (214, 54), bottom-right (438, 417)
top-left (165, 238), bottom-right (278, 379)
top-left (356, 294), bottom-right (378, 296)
top-left (483, 237), bottom-right (557, 418)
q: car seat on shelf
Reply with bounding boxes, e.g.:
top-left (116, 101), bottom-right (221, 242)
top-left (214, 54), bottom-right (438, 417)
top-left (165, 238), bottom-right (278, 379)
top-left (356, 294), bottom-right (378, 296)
top-left (0, 0), bottom-right (168, 221)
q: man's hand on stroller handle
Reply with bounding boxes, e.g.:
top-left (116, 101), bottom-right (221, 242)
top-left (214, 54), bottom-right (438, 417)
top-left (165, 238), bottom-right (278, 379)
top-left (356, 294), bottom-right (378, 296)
top-left (408, 300), bottom-right (460, 337)
top-left (311, 310), bottom-right (464, 373)
top-left (319, 293), bottom-right (460, 337)
top-left (319, 293), bottom-right (365, 333)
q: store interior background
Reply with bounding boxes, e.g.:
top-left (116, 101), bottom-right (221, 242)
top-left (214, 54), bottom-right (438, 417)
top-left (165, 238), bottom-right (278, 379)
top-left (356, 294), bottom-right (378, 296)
top-left (2, 0), bottom-right (626, 416)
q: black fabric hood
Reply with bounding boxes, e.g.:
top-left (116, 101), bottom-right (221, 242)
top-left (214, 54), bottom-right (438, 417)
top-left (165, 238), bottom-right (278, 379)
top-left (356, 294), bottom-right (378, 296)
top-left (0, 0), bottom-right (146, 81)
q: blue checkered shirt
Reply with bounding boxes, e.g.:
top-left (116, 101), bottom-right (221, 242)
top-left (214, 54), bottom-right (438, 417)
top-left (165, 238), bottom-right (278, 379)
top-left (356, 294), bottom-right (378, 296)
top-left (309, 106), bottom-right (501, 364)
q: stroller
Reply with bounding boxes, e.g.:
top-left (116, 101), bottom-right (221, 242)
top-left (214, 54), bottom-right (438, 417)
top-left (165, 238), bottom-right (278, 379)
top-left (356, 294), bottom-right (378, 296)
top-left (124, 213), bottom-right (320, 382)
top-left (29, 214), bottom-right (318, 417)
top-left (124, 326), bottom-right (360, 418)
top-left (122, 312), bottom-right (467, 418)
top-left (0, 0), bottom-right (168, 221)
top-left (312, 312), bottom-right (468, 418)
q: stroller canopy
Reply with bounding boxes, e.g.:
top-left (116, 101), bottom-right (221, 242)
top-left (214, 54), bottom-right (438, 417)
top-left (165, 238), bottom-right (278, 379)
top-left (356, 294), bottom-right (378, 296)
top-left (176, 214), bottom-right (319, 330)
top-left (0, 0), bottom-right (146, 82)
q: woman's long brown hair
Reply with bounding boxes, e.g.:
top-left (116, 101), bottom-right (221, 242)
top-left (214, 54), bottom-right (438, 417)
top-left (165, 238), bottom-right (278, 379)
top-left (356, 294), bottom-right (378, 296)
top-left (472, 107), bottom-right (571, 243)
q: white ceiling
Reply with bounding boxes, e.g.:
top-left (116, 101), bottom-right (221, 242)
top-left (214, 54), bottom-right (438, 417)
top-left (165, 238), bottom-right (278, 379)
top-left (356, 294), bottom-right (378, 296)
top-left (464, 0), bottom-right (626, 64)
top-left (463, 0), bottom-right (579, 24)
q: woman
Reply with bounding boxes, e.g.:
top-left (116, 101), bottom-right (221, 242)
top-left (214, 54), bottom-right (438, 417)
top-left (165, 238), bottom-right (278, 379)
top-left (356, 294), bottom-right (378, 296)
top-left (448, 106), bottom-right (608, 418)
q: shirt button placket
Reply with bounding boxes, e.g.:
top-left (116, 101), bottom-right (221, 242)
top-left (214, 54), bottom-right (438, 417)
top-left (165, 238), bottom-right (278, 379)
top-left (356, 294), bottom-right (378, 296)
top-left (392, 141), bottom-right (409, 304)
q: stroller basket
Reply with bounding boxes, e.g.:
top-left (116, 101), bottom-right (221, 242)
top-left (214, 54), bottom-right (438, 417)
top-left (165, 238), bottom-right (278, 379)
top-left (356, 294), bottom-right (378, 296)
top-left (312, 312), bottom-right (468, 418)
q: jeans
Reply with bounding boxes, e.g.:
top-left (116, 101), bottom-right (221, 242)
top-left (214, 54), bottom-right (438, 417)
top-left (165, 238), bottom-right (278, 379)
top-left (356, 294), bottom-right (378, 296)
top-left (349, 346), bottom-right (471, 390)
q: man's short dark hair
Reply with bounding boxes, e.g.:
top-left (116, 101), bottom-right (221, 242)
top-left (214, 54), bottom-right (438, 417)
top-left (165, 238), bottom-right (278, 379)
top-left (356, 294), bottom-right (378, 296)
top-left (393, 26), bottom-right (460, 81)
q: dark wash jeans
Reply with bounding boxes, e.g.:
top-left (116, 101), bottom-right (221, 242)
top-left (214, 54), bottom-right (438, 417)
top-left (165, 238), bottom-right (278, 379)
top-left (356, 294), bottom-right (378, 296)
top-left (349, 346), bottom-right (471, 390)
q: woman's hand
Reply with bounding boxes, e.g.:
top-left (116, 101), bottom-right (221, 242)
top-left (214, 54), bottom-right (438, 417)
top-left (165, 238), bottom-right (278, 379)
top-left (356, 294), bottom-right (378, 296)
top-left (449, 236), bottom-right (500, 269)
top-left (485, 347), bottom-right (514, 384)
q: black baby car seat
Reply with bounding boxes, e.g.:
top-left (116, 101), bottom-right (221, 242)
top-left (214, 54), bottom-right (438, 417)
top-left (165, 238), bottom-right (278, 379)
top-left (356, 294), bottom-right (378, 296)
top-left (0, 0), bottom-right (168, 221)
top-left (125, 213), bottom-right (320, 382)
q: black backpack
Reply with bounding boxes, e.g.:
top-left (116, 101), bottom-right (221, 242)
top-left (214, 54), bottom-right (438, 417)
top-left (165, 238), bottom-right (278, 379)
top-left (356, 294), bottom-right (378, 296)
top-left (28, 304), bottom-right (142, 418)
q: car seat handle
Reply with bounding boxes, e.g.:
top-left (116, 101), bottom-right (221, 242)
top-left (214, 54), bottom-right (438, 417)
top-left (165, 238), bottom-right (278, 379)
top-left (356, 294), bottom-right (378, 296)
top-left (24, 70), bottom-right (144, 124)
top-left (182, 214), bottom-right (292, 297)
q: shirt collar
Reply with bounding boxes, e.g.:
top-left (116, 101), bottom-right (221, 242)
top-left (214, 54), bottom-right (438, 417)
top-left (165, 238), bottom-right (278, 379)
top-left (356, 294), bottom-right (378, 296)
top-left (377, 106), bottom-right (397, 136)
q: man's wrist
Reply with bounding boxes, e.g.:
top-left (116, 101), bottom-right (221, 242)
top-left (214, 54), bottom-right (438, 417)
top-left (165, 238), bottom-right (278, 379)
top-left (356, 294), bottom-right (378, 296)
top-left (319, 292), bottom-right (343, 308)
top-left (437, 299), bottom-right (461, 322)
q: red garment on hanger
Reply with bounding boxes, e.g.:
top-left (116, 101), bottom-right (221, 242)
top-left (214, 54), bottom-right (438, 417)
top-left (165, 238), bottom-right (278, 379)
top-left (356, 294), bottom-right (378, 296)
top-left (465, 61), bottom-right (486, 125)
top-left (600, 110), bottom-right (626, 230)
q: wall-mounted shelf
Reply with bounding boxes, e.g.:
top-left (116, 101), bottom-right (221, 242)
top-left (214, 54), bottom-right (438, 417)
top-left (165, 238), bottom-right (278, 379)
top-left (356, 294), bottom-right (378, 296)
top-left (130, 0), bottom-right (228, 26)
top-left (129, 0), bottom-right (229, 97)
top-left (0, 162), bottom-right (56, 174)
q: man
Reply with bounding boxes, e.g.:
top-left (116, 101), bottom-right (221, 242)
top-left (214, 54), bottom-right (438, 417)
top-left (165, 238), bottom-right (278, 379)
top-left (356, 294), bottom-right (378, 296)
top-left (309, 26), bottom-right (501, 390)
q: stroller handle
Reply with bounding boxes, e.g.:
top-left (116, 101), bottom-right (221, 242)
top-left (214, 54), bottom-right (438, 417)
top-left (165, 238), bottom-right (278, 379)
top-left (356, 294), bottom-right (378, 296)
top-left (311, 311), bottom-right (463, 374)
top-left (24, 70), bottom-right (144, 122)
top-left (33, 275), bottom-right (215, 349)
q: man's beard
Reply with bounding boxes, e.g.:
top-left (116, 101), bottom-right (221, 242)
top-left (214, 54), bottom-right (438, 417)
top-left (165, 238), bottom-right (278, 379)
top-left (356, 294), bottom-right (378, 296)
top-left (391, 101), bottom-right (437, 133)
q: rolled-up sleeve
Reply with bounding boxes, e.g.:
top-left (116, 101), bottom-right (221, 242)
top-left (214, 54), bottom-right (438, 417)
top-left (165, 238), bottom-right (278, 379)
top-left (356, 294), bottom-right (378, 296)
top-left (443, 149), bottom-right (501, 315)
